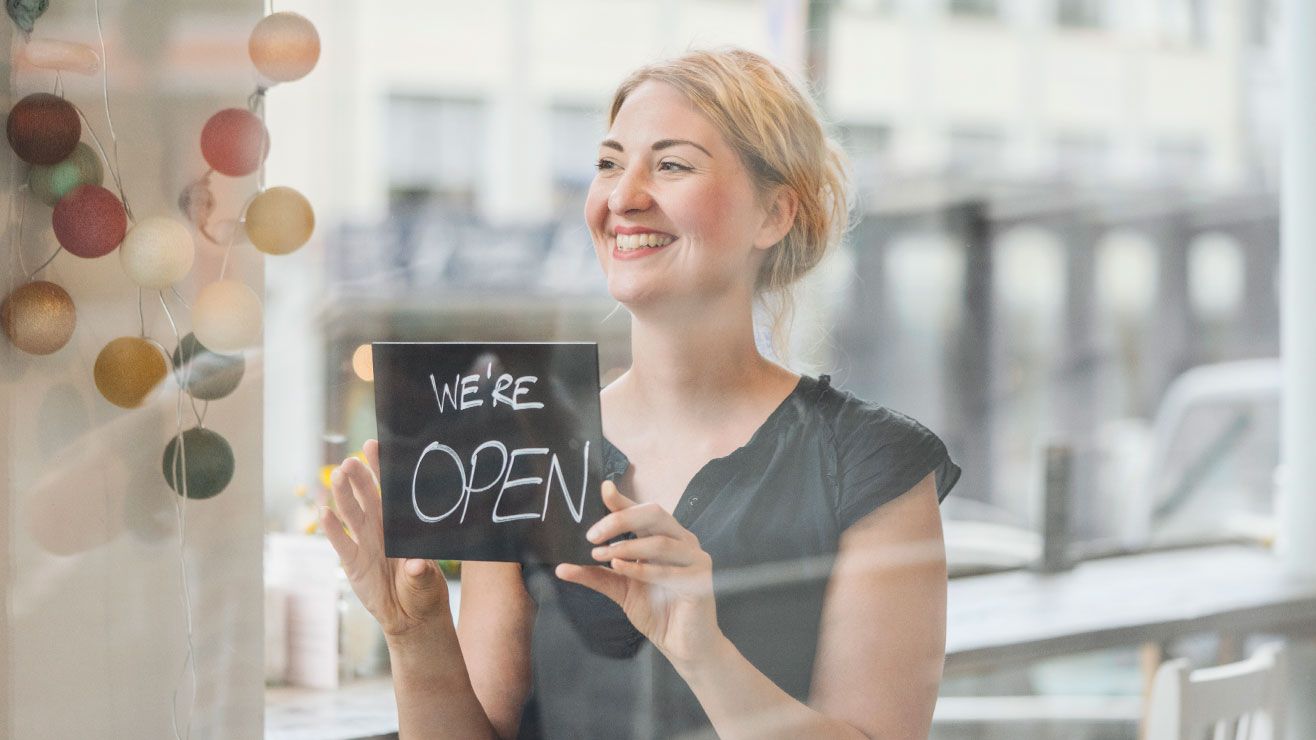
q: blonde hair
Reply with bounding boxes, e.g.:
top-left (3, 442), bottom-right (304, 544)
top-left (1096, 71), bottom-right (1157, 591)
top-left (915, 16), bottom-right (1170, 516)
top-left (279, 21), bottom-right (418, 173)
top-left (607, 46), bottom-right (854, 361)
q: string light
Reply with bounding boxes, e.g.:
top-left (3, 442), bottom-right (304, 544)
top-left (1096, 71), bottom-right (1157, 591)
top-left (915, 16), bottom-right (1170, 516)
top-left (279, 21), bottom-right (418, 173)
top-left (4, 8), bottom-right (321, 737)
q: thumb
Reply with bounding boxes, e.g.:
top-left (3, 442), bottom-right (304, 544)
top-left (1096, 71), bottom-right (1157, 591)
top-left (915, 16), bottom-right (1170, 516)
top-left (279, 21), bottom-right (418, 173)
top-left (401, 558), bottom-right (446, 596)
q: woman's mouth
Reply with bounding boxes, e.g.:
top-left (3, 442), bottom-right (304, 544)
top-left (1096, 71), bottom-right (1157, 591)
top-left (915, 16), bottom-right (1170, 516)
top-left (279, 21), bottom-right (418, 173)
top-left (615, 232), bottom-right (675, 251)
top-left (612, 233), bottom-right (676, 259)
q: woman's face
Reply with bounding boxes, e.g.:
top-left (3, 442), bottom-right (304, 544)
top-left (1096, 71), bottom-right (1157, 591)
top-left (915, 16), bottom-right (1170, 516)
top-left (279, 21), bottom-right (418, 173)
top-left (585, 80), bottom-right (779, 316)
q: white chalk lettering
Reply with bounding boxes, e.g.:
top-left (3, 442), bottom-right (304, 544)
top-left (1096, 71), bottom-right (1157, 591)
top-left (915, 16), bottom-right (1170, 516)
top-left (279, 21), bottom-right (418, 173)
top-left (542, 440), bottom-right (590, 523)
top-left (492, 448), bottom-right (548, 523)
top-left (463, 440), bottom-right (509, 523)
top-left (411, 442), bottom-right (465, 523)
top-left (459, 373), bottom-right (483, 410)
top-left (491, 373), bottom-right (515, 407)
top-left (430, 373), bottom-right (462, 413)
top-left (513, 376), bottom-right (545, 410)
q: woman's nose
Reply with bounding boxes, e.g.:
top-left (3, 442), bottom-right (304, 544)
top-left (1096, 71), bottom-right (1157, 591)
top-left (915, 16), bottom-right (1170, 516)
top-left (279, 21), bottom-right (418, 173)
top-left (608, 168), bottom-right (653, 214)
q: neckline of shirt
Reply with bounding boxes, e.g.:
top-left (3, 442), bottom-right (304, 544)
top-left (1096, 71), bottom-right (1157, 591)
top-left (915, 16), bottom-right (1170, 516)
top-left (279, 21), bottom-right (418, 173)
top-left (600, 373), bottom-right (830, 479)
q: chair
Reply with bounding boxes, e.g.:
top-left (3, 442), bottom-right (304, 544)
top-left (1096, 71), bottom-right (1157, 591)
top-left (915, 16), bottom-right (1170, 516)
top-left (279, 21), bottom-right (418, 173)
top-left (1145, 641), bottom-right (1287, 740)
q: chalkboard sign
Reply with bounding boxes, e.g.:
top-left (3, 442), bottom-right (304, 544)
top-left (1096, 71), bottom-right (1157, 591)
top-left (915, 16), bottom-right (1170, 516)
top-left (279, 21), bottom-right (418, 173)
top-left (372, 342), bottom-right (606, 564)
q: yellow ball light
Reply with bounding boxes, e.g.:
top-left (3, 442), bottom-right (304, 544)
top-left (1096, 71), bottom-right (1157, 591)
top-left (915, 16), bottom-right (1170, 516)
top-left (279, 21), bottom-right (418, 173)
top-left (249, 11), bottom-right (320, 83)
top-left (193, 280), bottom-right (262, 353)
top-left (351, 343), bottom-right (373, 382)
top-left (1, 280), bottom-right (76, 355)
top-left (245, 186), bottom-right (314, 255)
top-left (120, 216), bottom-right (196, 288)
top-left (94, 337), bottom-right (167, 408)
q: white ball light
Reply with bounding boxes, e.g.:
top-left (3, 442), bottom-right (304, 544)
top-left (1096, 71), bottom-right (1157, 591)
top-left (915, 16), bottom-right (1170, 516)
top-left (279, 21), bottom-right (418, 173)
top-left (193, 280), bottom-right (262, 353)
top-left (119, 216), bottom-right (195, 288)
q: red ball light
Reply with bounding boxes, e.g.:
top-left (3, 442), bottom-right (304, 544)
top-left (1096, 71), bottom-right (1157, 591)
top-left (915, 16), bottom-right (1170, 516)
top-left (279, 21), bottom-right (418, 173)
top-left (200, 108), bottom-right (269, 177)
top-left (6, 92), bottom-right (81, 165)
top-left (52, 184), bottom-right (127, 259)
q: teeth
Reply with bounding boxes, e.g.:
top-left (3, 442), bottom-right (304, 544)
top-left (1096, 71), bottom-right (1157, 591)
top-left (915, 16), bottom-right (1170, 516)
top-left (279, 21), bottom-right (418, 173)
top-left (616, 233), bottom-right (675, 251)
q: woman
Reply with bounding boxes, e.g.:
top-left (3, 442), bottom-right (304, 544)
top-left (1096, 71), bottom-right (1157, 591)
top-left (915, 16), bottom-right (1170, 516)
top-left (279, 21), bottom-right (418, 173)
top-left (325, 47), bottom-right (960, 739)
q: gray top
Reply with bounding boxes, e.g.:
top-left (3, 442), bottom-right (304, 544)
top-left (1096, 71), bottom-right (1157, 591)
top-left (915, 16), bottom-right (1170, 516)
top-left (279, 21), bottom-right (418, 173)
top-left (518, 373), bottom-right (960, 738)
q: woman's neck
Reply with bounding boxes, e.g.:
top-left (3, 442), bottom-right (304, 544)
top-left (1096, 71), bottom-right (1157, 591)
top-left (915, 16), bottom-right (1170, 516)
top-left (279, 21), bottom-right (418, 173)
top-left (612, 298), bottom-right (794, 428)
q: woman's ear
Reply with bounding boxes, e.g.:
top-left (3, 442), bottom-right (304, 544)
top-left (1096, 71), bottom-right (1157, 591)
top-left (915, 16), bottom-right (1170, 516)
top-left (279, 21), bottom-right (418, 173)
top-left (754, 186), bottom-right (799, 250)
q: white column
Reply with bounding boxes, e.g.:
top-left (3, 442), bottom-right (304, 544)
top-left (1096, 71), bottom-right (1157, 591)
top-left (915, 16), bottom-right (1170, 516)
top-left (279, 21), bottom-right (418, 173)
top-left (1279, 0), bottom-right (1316, 578)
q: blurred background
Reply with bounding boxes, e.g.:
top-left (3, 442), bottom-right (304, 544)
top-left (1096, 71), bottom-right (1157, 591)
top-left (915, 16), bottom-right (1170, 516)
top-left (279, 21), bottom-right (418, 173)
top-left (259, 1), bottom-right (1306, 738)
top-left (0, 0), bottom-right (1307, 738)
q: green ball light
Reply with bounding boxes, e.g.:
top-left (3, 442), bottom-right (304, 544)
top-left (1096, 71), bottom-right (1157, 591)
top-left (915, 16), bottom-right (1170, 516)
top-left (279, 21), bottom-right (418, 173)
top-left (28, 141), bottom-right (103, 206)
top-left (171, 332), bottom-right (244, 401)
top-left (162, 427), bottom-right (235, 499)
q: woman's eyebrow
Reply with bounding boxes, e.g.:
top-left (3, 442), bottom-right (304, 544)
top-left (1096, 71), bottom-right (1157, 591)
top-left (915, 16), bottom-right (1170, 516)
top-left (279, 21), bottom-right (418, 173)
top-left (600, 138), bottom-right (713, 158)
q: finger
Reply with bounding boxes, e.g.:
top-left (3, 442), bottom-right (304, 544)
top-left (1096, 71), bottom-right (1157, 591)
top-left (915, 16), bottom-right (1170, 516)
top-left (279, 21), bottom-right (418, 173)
top-left (587, 502), bottom-right (688, 544)
top-left (330, 465), bottom-right (369, 538)
top-left (321, 507), bottom-right (359, 565)
top-left (601, 479), bottom-right (637, 511)
top-left (610, 558), bottom-right (707, 591)
top-left (555, 563), bottom-right (628, 605)
top-left (342, 457), bottom-right (383, 533)
top-left (364, 439), bottom-right (382, 490)
top-left (593, 535), bottom-right (695, 567)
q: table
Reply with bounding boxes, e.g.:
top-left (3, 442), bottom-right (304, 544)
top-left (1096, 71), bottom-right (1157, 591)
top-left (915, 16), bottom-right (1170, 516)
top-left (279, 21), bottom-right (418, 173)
top-left (946, 543), bottom-right (1316, 673)
top-left (942, 543), bottom-right (1316, 735)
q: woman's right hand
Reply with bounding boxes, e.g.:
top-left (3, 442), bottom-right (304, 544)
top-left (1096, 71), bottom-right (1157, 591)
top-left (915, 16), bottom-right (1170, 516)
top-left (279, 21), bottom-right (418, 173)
top-left (322, 438), bottom-right (452, 640)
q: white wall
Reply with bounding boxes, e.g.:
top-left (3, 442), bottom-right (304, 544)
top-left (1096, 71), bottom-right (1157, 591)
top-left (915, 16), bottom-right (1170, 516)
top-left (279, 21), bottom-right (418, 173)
top-left (1, 1), bottom-right (264, 737)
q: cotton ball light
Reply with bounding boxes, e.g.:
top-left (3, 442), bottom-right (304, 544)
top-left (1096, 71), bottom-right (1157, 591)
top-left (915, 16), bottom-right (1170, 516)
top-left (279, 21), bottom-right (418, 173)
top-left (172, 332), bottom-right (245, 401)
top-left (6, 92), bottom-right (79, 165)
top-left (192, 280), bottom-right (262, 353)
top-left (200, 108), bottom-right (269, 177)
top-left (94, 336), bottom-right (167, 409)
top-left (1, 280), bottom-right (75, 355)
top-left (162, 427), bottom-right (235, 499)
top-left (21, 39), bottom-right (100, 75)
top-left (29, 141), bottom-right (103, 206)
top-left (245, 186), bottom-right (314, 255)
top-left (249, 11), bottom-right (320, 83)
top-left (52, 184), bottom-right (127, 258)
top-left (119, 216), bottom-right (195, 288)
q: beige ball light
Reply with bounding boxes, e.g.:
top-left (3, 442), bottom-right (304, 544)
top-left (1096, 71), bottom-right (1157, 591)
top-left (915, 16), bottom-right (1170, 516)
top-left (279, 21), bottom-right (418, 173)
top-left (193, 280), bottom-right (262, 353)
top-left (249, 12), bottom-right (320, 83)
top-left (245, 186), bottom-right (314, 255)
top-left (120, 216), bottom-right (195, 288)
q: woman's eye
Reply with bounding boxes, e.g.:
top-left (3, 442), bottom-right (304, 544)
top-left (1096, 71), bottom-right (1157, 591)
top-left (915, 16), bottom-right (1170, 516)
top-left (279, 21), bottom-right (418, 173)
top-left (594, 159), bottom-right (616, 171)
top-left (659, 161), bottom-right (691, 172)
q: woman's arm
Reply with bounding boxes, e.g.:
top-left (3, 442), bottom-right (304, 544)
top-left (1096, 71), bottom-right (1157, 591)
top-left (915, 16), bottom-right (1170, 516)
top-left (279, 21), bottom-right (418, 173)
top-left (385, 561), bottom-right (534, 739)
top-left (559, 473), bottom-right (947, 739)
top-left (326, 441), bottom-right (532, 739)
top-left (682, 473), bottom-right (945, 739)
top-left (456, 561), bottom-right (536, 738)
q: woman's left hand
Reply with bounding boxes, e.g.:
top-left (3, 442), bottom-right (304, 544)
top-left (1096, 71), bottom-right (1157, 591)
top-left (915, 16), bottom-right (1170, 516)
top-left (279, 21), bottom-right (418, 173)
top-left (556, 480), bottom-right (721, 669)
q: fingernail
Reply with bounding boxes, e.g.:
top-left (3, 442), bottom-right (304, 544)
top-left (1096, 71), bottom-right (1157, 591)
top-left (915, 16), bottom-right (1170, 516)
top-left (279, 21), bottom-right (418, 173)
top-left (330, 468), bottom-right (342, 486)
top-left (586, 527), bottom-right (600, 542)
top-left (592, 545), bottom-right (609, 559)
top-left (318, 506), bottom-right (329, 519)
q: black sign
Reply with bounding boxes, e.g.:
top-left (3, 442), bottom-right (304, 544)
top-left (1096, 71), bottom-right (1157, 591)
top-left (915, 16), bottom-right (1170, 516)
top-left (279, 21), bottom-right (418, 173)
top-left (372, 342), bottom-right (606, 564)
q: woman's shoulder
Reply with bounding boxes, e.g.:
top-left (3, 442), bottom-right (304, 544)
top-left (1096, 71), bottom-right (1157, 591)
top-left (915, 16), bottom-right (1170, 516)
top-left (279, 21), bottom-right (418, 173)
top-left (800, 374), bottom-right (961, 524)
top-left (801, 374), bottom-right (935, 445)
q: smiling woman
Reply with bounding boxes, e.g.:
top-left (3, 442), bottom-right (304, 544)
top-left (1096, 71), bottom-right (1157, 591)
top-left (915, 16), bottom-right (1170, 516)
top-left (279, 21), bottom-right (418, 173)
top-left (325, 46), bottom-right (959, 740)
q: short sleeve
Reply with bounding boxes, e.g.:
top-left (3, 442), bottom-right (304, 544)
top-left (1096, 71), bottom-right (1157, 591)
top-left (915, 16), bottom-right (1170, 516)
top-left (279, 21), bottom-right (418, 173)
top-left (834, 404), bottom-right (961, 531)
